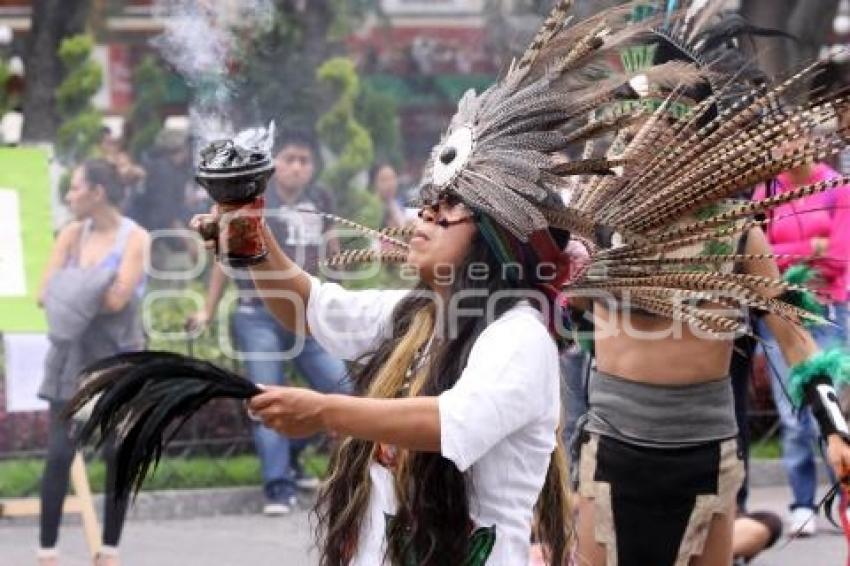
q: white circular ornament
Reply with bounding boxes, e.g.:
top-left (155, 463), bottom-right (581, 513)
top-left (611, 232), bottom-right (625, 249)
top-left (432, 125), bottom-right (475, 187)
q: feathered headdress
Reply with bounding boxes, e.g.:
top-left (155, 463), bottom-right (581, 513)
top-left (327, 0), bottom-right (845, 334)
top-left (68, 0), bottom-right (848, 498)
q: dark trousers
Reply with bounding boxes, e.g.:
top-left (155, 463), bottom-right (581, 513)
top-left (39, 402), bottom-right (128, 549)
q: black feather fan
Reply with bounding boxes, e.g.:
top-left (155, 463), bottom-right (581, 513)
top-left (65, 351), bottom-right (261, 501)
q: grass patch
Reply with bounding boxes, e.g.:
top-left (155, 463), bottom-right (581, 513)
top-left (0, 452), bottom-right (330, 498)
top-left (750, 438), bottom-right (782, 460)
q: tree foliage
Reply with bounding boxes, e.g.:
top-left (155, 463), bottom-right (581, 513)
top-left (231, 0), bottom-right (355, 131)
top-left (356, 81), bottom-right (402, 166)
top-left (55, 34), bottom-right (102, 165)
top-left (128, 56), bottom-right (168, 159)
top-left (21, 0), bottom-right (90, 142)
top-left (229, 2), bottom-right (394, 224)
top-left (316, 57), bottom-right (378, 222)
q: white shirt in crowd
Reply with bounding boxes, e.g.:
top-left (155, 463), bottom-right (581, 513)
top-left (305, 277), bottom-right (561, 565)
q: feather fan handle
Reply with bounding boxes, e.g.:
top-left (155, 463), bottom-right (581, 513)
top-left (66, 352), bottom-right (261, 501)
top-left (310, 212), bottom-right (409, 249)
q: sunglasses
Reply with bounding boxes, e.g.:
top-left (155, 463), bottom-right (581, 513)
top-left (417, 194), bottom-right (477, 228)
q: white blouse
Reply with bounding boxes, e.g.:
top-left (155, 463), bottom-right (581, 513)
top-left (306, 277), bottom-right (561, 565)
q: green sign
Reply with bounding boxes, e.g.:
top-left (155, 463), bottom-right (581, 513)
top-left (0, 147), bottom-right (52, 332)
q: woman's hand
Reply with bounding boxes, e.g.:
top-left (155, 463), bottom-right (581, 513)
top-left (248, 386), bottom-right (328, 438)
top-left (185, 310), bottom-right (211, 332)
top-left (826, 434), bottom-right (850, 487)
top-left (189, 206), bottom-right (220, 253)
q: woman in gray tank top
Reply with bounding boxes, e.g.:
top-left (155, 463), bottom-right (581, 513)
top-left (36, 159), bottom-right (149, 566)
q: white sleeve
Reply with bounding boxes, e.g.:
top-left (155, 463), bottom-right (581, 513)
top-left (438, 309), bottom-right (559, 472)
top-left (306, 276), bottom-right (408, 361)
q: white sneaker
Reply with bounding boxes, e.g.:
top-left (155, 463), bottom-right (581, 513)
top-left (263, 501), bottom-right (293, 516)
top-left (295, 475), bottom-right (321, 490)
top-left (788, 507), bottom-right (817, 537)
top-left (263, 491), bottom-right (298, 516)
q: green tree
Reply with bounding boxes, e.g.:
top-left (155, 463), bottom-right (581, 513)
top-left (54, 34), bottom-right (102, 165)
top-left (21, 0), bottom-right (90, 142)
top-left (356, 81), bottom-right (402, 166)
top-left (232, 1), bottom-right (359, 131)
top-left (316, 57), bottom-right (377, 222)
top-left (127, 56), bottom-right (168, 159)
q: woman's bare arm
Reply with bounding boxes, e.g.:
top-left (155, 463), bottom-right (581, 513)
top-left (103, 227), bottom-right (150, 313)
top-left (37, 222), bottom-right (82, 307)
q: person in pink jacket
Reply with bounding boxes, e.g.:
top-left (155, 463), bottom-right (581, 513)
top-left (752, 160), bottom-right (850, 536)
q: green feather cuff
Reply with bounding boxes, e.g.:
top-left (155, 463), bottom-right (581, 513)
top-left (783, 263), bottom-right (816, 286)
top-left (788, 348), bottom-right (850, 407)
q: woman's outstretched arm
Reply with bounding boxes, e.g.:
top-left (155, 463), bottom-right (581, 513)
top-left (249, 387), bottom-right (441, 452)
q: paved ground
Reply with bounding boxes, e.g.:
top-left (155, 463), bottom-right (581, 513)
top-left (0, 485), bottom-right (845, 565)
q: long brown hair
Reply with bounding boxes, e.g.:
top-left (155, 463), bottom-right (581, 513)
top-left (314, 225), bottom-right (572, 565)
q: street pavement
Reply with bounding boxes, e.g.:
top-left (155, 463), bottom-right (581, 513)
top-left (0, 485), bottom-right (844, 565)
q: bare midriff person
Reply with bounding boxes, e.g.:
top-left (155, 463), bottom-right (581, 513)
top-left (574, 227), bottom-right (829, 566)
top-left (594, 304), bottom-right (735, 385)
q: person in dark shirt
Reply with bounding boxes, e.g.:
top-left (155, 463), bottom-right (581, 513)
top-left (187, 130), bottom-right (350, 515)
top-left (128, 126), bottom-right (192, 233)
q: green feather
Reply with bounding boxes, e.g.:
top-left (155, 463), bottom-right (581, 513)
top-left (384, 513), bottom-right (418, 566)
top-left (383, 514), bottom-right (496, 565)
top-left (784, 263), bottom-right (817, 286)
top-left (788, 348), bottom-right (850, 407)
top-left (577, 334), bottom-right (595, 355)
top-left (795, 291), bottom-right (827, 324)
top-left (463, 525), bottom-right (497, 566)
top-left (781, 263), bottom-right (826, 324)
